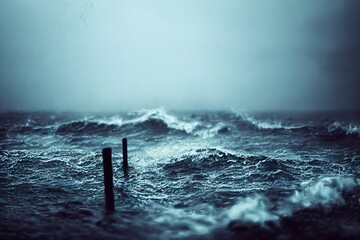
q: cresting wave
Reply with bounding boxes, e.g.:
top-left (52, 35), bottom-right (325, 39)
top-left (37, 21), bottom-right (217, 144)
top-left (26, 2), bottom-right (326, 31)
top-left (236, 111), bottom-right (360, 139)
top-left (149, 175), bottom-right (360, 237)
top-left (235, 112), bottom-right (306, 131)
top-left (227, 176), bottom-right (359, 225)
top-left (3, 109), bottom-right (359, 141)
top-left (325, 121), bottom-right (360, 138)
top-left (159, 147), bottom-right (360, 230)
top-left (55, 108), bottom-right (202, 135)
top-left (54, 108), bottom-right (231, 137)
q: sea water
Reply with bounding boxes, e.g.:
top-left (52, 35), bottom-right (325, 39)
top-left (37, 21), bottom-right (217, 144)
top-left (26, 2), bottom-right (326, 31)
top-left (1, 108), bottom-right (360, 239)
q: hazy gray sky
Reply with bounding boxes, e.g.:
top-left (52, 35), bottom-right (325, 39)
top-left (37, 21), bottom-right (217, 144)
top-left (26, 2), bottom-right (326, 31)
top-left (0, 0), bottom-right (359, 111)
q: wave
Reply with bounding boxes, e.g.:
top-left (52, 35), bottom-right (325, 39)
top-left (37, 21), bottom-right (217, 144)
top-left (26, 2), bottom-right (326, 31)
top-left (163, 150), bottom-right (359, 224)
top-left (289, 176), bottom-right (358, 209)
top-left (161, 148), bottom-right (271, 175)
top-left (56, 108), bottom-right (202, 135)
top-left (346, 123), bottom-right (360, 135)
top-left (226, 176), bottom-right (360, 239)
top-left (236, 112), bottom-right (308, 131)
top-left (124, 108), bottom-right (201, 134)
top-left (154, 175), bottom-right (358, 240)
top-left (227, 176), bottom-right (359, 225)
top-left (319, 121), bottom-right (360, 140)
top-left (227, 194), bottom-right (279, 225)
top-left (235, 112), bottom-right (360, 141)
top-left (194, 123), bottom-right (231, 138)
top-left (9, 110), bottom-right (360, 141)
top-left (56, 120), bottom-right (118, 135)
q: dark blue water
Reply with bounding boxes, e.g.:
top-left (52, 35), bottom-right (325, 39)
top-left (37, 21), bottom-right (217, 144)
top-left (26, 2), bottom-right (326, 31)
top-left (1, 108), bottom-right (360, 239)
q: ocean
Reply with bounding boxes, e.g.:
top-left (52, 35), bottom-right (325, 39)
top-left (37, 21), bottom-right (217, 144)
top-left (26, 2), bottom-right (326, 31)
top-left (1, 108), bottom-right (360, 239)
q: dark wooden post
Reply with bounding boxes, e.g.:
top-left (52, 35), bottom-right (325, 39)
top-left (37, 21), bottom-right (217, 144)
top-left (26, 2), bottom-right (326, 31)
top-left (122, 138), bottom-right (128, 175)
top-left (102, 148), bottom-right (114, 211)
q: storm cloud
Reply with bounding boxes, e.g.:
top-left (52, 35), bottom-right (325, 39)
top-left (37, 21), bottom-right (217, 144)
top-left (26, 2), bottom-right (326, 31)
top-left (319, 0), bottom-right (360, 110)
top-left (0, 0), bottom-right (359, 112)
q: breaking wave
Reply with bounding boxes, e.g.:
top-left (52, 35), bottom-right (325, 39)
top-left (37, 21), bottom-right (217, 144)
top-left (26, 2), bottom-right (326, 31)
top-left (321, 121), bottom-right (360, 140)
top-left (56, 108), bottom-right (202, 135)
top-left (226, 176), bottom-right (359, 228)
top-left (289, 176), bottom-right (358, 209)
top-left (227, 195), bottom-right (279, 225)
top-left (236, 112), bottom-right (360, 141)
top-left (120, 108), bottom-right (202, 135)
top-left (236, 112), bottom-right (308, 131)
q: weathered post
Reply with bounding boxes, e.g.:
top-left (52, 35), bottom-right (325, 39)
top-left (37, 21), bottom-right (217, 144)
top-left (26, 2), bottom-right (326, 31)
top-left (122, 138), bottom-right (128, 175)
top-left (102, 148), bottom-right (115, 211)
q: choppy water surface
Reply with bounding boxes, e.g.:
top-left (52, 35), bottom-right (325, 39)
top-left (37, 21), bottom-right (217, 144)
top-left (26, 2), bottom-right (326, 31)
top-left (1, 109), bottom-right (360, 239)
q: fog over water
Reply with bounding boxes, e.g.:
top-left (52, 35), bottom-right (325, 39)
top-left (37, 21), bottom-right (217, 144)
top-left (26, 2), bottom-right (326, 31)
top-left (0, 0), bottom-right (359, 112)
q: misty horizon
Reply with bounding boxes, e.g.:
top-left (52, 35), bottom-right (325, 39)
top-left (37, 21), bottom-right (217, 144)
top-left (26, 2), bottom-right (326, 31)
top-left (1, 0), bottom-right (359, 112)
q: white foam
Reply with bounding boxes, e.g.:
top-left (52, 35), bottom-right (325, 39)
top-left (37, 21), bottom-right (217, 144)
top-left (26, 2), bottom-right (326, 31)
top-left (226, 176), bottom-right (358, 225)
top-left (290, 176), bottom-right (358, 208)
top-left (144, 108), bottom-right (201, 134)
top-left (327, 121), bottom-right (360, 137)
top-left (327, 121), bottom-right (342, 133)
top-left (195, 122), bottom-right (227, 138)
top-left (227, 194), bottom-right (279, 224)
top-left (154, 205), bottom-right (218, 238)
top-left (129, 108), bottom-right (201, 133)
top-left (97, 116), bottom-right (124, 126)
top-left (346, 124), bottom-right (360, 136)
top-left (95, 108), bottom-right (202, 134)
top-left (236, 112), bottom-right (303, 130)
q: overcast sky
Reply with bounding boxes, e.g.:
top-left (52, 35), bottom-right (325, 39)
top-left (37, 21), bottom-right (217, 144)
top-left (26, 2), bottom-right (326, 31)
top-left (0, 0), bottom-right (359, 112)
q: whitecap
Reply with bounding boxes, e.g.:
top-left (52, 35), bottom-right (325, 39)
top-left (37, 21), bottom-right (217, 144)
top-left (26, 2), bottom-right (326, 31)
top-left (235, 112), bottom-right (304, 130)
top-left (290, 176), bottom-right (358, 208)
top-left (227, 194), bottom-right (279, 224)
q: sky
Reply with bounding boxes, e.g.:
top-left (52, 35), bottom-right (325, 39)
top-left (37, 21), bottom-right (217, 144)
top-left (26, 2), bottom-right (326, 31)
top-left (0, 0), bottom-right (359, 112)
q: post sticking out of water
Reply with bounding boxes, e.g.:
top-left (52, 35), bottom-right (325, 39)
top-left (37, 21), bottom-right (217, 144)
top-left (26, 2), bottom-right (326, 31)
top-left (102, 148), bottom-right (115, 211)
top-left (122, 138), bottom-right (128, 175)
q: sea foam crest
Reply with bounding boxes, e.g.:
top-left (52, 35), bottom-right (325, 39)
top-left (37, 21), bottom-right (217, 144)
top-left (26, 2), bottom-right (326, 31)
top-left (227, 176), bottom-right (358, 224)
top-left (290, 176), bottom-right (358, 208)
top-left (155, 205), bottom-right (218, 237)
top-left (195, 122), bottom-right (229, 138)
top-left (227, 194), bottom-right (279, 224)
top-left (129, 108), bottom-right (201, 134)
top-left (346, 124), bottom-right (360, 135)
top-left (97, 108), bottom-right (201, 134)
top-left (236, 112), bottom-right (303, 130)
top-left (327, 121), bottom-right (360, 137)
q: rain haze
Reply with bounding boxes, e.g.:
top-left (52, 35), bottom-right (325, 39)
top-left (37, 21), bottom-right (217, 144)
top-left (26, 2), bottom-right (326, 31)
top-left (0, 0), bottom-right (359, 112)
